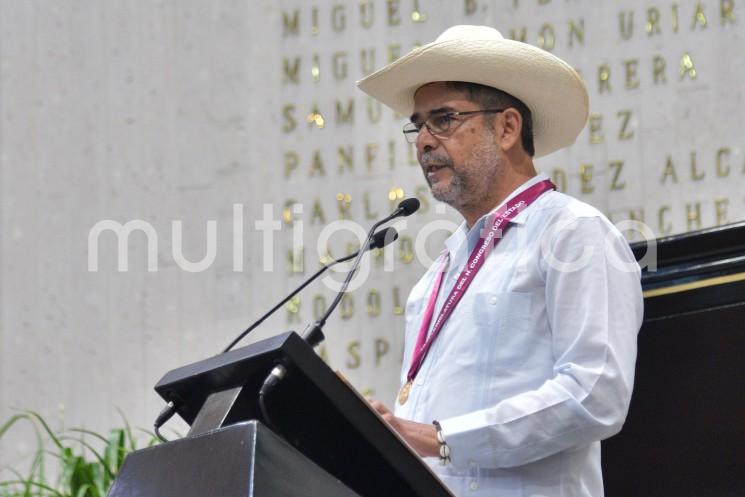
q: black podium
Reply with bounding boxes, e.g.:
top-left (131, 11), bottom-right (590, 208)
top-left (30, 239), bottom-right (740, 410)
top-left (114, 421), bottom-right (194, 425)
top-left (108, 331), bottom-right (453, 497)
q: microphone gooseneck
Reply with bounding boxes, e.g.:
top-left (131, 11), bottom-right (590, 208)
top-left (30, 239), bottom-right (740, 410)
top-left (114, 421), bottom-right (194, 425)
top-left (222, 227), bottom-right (399, 353)
top-left (303, 199), bottom-right (419, 347)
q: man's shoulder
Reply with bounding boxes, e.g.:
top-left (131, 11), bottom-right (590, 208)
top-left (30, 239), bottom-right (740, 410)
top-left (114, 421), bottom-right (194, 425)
top-left (532, 190), bottom-right (610, 227)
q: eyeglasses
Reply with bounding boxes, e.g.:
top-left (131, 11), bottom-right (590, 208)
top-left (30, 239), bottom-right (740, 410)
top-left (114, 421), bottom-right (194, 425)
top-left (402, 109), bottom-right (505, 143)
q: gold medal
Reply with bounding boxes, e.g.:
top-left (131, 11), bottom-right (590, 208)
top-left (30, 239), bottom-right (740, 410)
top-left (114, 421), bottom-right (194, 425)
top-left (397, 380), bottom-right (413, 405)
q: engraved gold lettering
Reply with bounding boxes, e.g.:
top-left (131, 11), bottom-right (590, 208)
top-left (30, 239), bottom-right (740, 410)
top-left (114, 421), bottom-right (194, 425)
top-left (624, 59), bottom-right (640, 89)
top-left (313, 295), bottom-right (326, 321)
top-left (538, 24), bottom-right (556, 51)
top-left (399, 235), bottom-right (415, 263)
top-left (721, 0), bottom-right (736, 24)
top-left (661, 155), bottom-right (679, 184)
top-left (690, 151), bottom-right (705, 180)
top-left (346, 340), bottom-right (361, 368)
top-left (599, 64), bottom-right (612, 93)
top-left (392, 286), bottom-right (404, 315)
top-left (337, 192), bottom-right (352, 220)
top-left (686, 202), bottom-right (702, 231)
top-left (311, 199), bottom-right (326, 225)
top-left (680, 52), bottom-right (698, 80)
top-left (672, 3), bottom-right (680, 32)
top-left (580, 164), bottom-right (594, 194)
top-left (367, 289), bottom-right (382, 317)
top-left (282, 104), bottom-right (296, 133)
top-left (309, 150), bottom-right (326, 177)
top-left (388, 187), bottom-right (405, 211)
top-left (332, 4), bottom-right (346, 32)
top-left (311, 6), bottom-right (319, 35)
top-left (510, 27), bottom-right (528, 42)
top-left (619, 11), bottom-right (634, 40)
top-left (286, 296), bottom-right (301, 323)
top-left (311, 54), bottom-right (320, 82)
top-left (282, 9), bottom-right (300, 36)
top-left (341, 294), bottom-right (354, 320)
top-left (589, 114), bottom-right (603, 144)
top-left (465, 0), bottom-right (478, 15)
top-left (628, 208), bottom-right (644, 223)
top-left (715, 198), bottom-right (729, 225)
top-left (287, 248), bottom-right (304, 274)
top-left (388, 43), bottom-right (401, 63)
top-left (411, 0), bottom-right (427, 22)
top-left (336, 98), bottom-right (354, 124)
top-left (366, 143), bottom-right (379, 170)
top-left (552, 168), bottom-right (567, 192)
top-left (647, 7), bottom-right (662, 35)
top-left (367, 96), bottom-right (382, 123)
top-left (716, 147), bottom-right (731, 177)
top-left (283, 57), bottom-right (300, 84)
top-left (658, 206), bottom-right (672, 235)
top-left (306, 104), bottom-right (324, 128)
top-left (364, 191), bottom-right (378, 219)
top-left (408, 142), bottom-right (418, 165)
top-left (387, 0), bottom-right (401, 26)
top-left (333, 52), bottom-right (348, 80)
top-left (610, 161), bottom-right (627, 190)
top-left (338, 146), bottom-right (353, 173)
top-left (692, 1), bottom-right (708, 29)
top-left (618, 109), bottom-right (634, 140)
top-left (284, 151), bottom-right (299, 178)
top-left (360, 0), bottom-right (375, 28)
top-left (375, 338), bottom-right (390, 366)
top-left (361, 48), bottom-right (376, 76)
top-left (653, 55), bottom-right (667, 84)
top-left (569, 19), bottom-right (585, 47)
top-left (283, 199), bottom-right (298, 226)
top-left (371, 246), bottom-right (384, 266)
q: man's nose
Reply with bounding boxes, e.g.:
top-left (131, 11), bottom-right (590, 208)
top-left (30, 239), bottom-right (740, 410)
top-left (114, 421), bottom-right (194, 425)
top-left (416, 125), bottom-right (439, 153)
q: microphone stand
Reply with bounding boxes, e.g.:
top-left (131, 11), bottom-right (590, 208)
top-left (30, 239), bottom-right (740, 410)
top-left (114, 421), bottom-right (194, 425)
top-left (303, 199), bottom-right (419, 347)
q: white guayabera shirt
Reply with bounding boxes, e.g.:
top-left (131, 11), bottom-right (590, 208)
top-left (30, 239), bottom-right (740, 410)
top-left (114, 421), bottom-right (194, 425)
top-left (395, 174), bottom-right (644, 497)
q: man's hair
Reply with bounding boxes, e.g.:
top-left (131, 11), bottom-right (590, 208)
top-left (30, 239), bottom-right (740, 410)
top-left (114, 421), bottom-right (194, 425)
top-left (446, 81), bottom-right (535, 156)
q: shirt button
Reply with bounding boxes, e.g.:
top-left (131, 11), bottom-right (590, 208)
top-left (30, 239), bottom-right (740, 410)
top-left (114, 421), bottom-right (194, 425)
top-left (489, 296), bottom-right (497, 305)
top-left (469, 480), bottom-right (479, 491)
top-left (416, 377), bottom-right (425, 386)
top-left (468, 460), bottom-right (477, 468)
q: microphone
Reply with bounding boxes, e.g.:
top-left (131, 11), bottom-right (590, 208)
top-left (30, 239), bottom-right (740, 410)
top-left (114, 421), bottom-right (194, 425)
top-left (222, 227), bottom-right (399, 353)
top-left (155, 228), bottom-right (400, 442)
top-left (258, 201), bottom-right (417, 429)
top-left (302, 198), bottom-right (420, 347)
top-left (396, 197), bottom-right (421, 217)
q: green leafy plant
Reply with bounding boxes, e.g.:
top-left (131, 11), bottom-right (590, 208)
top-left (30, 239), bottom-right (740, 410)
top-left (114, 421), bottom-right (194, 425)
top-left (0, 410), bottom-right (156, 497)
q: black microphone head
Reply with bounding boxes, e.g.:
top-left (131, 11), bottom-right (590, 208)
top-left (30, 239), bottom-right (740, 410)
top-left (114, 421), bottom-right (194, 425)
top-left (369, 227), bottom-right (399, 250)
top-left (398, 198), bottom-right (420, 217)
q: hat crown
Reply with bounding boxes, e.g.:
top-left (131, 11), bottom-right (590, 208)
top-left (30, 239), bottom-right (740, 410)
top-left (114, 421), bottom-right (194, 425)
top-left (434, 25), bottom-right (505, 43)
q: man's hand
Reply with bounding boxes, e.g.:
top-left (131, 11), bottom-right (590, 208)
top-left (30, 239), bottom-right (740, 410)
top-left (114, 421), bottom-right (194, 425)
top-left (368, 399), bottom-right (440, 458)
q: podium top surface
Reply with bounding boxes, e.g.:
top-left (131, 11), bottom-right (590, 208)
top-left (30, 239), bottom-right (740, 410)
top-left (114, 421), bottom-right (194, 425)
top-left (154, 331), bottom-right (454, 497)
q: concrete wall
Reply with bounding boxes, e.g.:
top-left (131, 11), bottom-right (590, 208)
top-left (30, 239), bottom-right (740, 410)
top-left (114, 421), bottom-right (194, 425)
top-left (1, 0), bottom-right (742, 467)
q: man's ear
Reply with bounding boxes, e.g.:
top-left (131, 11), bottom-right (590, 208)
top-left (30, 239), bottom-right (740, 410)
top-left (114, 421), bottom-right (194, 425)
top-left (498, 108), bottom-right (523, 153)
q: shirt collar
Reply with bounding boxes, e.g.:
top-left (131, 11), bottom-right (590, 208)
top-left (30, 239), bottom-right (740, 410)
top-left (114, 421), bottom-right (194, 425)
top-left (443, 173), bottom-right (550, 256)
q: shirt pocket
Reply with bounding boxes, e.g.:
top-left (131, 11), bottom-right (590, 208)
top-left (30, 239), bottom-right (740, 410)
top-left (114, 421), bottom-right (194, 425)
top-left (472, 291), bottom-right (532, 334)
top-left (499, 290), bottom-right (532, 333)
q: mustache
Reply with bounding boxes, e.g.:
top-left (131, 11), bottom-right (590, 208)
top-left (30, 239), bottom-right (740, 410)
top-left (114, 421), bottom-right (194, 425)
top-left (420, 151), bottom-right (453, 168)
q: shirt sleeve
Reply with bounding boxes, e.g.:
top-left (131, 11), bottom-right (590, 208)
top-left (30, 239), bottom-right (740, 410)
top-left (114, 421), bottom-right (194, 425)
top-left (438, 215), bottom-right (644, 469)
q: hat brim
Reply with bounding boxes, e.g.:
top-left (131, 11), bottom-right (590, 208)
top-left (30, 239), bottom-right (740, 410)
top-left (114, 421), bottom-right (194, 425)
top-left (357, 37), bottom-right (588, 158)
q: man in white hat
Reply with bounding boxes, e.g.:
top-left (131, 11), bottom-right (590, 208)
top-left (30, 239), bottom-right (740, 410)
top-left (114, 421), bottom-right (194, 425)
top-left (358, 26), bottom-right (643, 496)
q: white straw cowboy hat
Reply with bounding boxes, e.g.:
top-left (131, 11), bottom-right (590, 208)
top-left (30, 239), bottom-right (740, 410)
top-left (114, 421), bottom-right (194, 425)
top-left (357, 25), bottom-right (588, 158)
